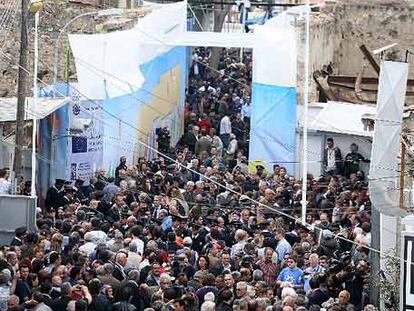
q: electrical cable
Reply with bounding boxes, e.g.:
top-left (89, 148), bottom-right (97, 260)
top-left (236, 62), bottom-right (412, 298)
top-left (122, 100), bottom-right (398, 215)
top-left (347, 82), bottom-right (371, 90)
top-left (128, 25), bottom-right (408, 169)
top-left (8, 30), bottom-right (409, 178)
top-left (0, 0), bottom-right (15, 29)
top-left (187, 3), bottom-right (205, 31)
top-left (0, 39), bottom-right (410, 264)
top-left (74, 54), bottom-right (408, 176)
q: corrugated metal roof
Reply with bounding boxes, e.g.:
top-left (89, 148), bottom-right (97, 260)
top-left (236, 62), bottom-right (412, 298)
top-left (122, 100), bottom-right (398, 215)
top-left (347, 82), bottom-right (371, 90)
top-left (297, 101), bottom-right (376, 137)
top-left (304, 101), bottom-right (376, 137)
top-left (0, 97), bottom-right (69, 122)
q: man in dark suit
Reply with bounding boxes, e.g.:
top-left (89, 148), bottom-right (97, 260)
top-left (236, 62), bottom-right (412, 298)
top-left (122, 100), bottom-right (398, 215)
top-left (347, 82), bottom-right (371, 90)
top-left (115, 156), bottom-right (127, 186)
top-left (179, 125), bottom-right (198, 153)
top-left (55, 187), bottom-right (75, 209)
top-left (113, 252), bottom-right (128, 282)
top-left (73, 179), bottom-right (87, 203)
top-left (323, 137), bottom-right (342, 175)
top-left (45, 179), bottom-right (65, 212)
top-left (15, 264), bottom-right (31, 303)
top-left (50, 282), bottom-right (72, 311)
top-left (10, 227), bottom-right (26, 247)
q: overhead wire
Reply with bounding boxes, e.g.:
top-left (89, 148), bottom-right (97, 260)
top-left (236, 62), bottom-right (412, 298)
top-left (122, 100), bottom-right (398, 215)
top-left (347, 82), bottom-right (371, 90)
top-left (70, 41), bottom-right (408, 177)
top-left (187, 3), bottom-right (205, 31)
top-left (130, 24), bottom-right (410, 171)
top-left (0, 0), bottom-right (15, 29)
top-left (71, 54), bottom-right (405, 177)
top-left (0, 0), bottom-right (19, 44)
top-left (0, 28), bottom-right (410, 264)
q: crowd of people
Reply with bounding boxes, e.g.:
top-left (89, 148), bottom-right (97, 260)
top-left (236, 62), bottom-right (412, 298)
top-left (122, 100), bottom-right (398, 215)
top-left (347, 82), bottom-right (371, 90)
top-left (0, 48), bottom-right (379, 311)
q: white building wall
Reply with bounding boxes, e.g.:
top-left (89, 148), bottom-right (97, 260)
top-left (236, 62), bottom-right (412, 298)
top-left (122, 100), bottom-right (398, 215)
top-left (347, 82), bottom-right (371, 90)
top-left (295, 131), bottom-right (372, 179)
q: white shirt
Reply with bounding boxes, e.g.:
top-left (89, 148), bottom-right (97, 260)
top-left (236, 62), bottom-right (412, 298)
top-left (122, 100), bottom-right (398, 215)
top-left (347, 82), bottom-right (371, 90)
top-left (127, 252), bottom-right (142, 269)
top-left (227, 139), bottom-right (237, 155)
top-left (327, 148), bottom-right (336, 169)
top-left (139, 258), bottom-right (150, 272)
top-left (241, 103), bottom-right (251, 119)
top-left (198, 85), bottom-right (217, 95)
top-left (0, 178), bottom-right (11, 195)
top-left (79, 242), bottom-right (96, 257)
top-left (131, 237), bottom-right (145, 256)
top-left (89, 230), bottom-right (108, 244)
top-left (211, 136), bottom-right (223, 156)
top-left (220, 116), bottom-right (232, 135)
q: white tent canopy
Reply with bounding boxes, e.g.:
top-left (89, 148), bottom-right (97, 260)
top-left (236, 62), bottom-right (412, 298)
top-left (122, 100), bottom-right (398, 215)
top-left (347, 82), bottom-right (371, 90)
top-left (0, 97), bottom-right (69, 122)
top-left (69, 1), bottom-right (298, 99)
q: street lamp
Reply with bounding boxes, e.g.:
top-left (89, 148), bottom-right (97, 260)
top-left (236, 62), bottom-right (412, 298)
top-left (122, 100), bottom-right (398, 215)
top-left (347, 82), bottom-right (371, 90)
top-left (52, 8), bottom-right (124, 94)
top-left (29, 0), bottom-right (42, 197)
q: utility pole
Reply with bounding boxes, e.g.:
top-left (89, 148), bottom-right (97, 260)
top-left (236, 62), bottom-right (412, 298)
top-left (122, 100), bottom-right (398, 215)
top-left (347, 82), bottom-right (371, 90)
top-left (14, 0), bottom-right (30, 179)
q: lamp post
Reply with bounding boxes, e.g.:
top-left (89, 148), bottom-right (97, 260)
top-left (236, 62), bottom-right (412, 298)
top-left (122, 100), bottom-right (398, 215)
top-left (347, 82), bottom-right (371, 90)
top-left (29, 0), bottom-right (43, 197)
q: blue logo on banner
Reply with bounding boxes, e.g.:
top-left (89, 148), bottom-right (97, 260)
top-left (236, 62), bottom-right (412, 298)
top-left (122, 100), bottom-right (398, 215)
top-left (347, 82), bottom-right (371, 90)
top-left (72, 136), bottom-right (87, 153)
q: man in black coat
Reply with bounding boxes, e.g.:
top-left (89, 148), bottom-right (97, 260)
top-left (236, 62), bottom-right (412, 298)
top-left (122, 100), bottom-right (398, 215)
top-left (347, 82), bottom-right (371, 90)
top-left (323, 137), bottom-right (342, 175)
top-left (15, 264), bottom-right (31, 303)
top-left (115, 156), bottom-right (127, 186)
top-left (113, 253), bottom-right (128, 282)
top-left (50, 282), bottom-right (72, 311)
top-left (179, 125), bottom-right (198, 153)
top-left (10, 227), bottom-right (26, 247)
top-left (45, 179), bottom-right (65, 212)
top-left (55, 187), bottom-right (75, 209)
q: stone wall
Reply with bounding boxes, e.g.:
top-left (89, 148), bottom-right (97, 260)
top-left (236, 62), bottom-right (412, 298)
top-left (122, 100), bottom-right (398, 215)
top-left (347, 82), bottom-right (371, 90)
top-left (296, 0), bottom-right (414, 103)
top-left (0, 0), bottom-right (120, 97)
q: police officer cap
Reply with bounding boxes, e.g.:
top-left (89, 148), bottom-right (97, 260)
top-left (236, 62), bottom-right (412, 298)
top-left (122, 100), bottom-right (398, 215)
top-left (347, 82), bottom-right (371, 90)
top-left (256, 164), bottom-right (265, 171)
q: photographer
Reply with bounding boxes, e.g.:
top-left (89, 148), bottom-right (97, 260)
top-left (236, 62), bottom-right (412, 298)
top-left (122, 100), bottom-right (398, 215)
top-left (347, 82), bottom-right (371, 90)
top-left (171, 253), bottom-right (195, 280)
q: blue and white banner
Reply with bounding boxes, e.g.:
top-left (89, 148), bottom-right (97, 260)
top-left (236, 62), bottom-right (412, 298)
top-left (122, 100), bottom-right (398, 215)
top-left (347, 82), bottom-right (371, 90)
top-left (248, 14), bottom-right (297, 174)
top-left (249, 83), bottom-right (296, 173)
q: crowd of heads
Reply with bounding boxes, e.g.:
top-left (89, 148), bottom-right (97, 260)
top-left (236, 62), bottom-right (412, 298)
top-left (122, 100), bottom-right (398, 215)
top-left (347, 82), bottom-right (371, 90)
top-left (0, 48), bottom-right (378, 311)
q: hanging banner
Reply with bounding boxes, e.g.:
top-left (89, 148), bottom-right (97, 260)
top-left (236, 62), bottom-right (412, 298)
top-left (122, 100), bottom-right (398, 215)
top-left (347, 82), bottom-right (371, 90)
top-left (248, 16), bottom-right (297, 174)
top-left (102, 46), bottom-right (187, 168)
top-left (369, 61), bottom-right (409, 216)
top-left (67, 91), bottom-right (104, 182)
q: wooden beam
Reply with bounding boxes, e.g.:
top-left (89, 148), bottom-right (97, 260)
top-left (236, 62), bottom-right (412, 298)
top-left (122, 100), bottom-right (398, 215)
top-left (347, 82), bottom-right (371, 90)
top-left (360, 44), bottom-right (381, 75)
top-left (328, 75), bottom-right (414, 86)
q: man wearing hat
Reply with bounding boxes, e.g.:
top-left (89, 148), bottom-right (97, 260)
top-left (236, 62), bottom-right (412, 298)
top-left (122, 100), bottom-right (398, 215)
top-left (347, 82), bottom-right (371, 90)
top-left (256, 164), bottom-right (265, 177)
top-left (45, 179), bottom-right (65, 212)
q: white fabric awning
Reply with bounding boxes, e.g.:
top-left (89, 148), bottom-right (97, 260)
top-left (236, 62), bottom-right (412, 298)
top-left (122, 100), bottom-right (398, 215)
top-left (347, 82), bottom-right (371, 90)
top-left (0, 97), bottom-right (69, 122)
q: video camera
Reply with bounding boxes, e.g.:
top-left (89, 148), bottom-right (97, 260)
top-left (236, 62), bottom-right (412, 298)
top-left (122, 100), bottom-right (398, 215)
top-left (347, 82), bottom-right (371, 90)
top-left (156, 127), bottom-right (171, 153)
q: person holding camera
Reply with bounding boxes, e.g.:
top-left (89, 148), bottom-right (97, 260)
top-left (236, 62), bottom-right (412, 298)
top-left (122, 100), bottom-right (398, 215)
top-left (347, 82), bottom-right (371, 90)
top-left (303, 253), bottom-right (325, 293)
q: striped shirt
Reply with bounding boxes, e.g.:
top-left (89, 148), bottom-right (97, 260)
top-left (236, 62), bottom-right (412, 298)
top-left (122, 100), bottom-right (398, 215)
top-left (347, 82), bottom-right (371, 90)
top-left (258, 259), bottom-right (279, 286)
